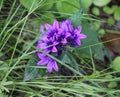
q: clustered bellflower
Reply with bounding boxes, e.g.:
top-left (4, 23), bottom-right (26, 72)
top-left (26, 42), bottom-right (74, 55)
top-left (37, 19), bottom-right (87, 73)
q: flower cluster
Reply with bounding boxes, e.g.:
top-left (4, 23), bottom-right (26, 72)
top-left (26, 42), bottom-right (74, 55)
top-left (37, 20), bottom-right (87, 73)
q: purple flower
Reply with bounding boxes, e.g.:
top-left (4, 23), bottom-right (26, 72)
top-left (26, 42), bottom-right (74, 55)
top-left (37, 35), bottom-right (59, 53)
top-left (37, 19), bottom-right (87, 73)
top-left (60, 20), bottom-right (87, 46)
top-left (37, 53), bottom-right (58, 73)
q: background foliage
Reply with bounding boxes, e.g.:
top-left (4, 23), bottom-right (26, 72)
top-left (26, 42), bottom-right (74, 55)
top-left (0, 0), bottom-right (120, 97)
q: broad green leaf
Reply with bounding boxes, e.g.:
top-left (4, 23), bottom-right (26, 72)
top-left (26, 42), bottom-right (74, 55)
top-left (69, 11), bottom-right (104, 60)
top-left (62, 52), bottom-right (79, 71)
top-left (27, 18), bottom-right (41, 33)
top-left (62, 53), bottom-right (71, 64)
top-left (40, 0), bottom-right (54, 10)
top-left (114, 7), bottom-right (120, 21)
top-left (24, 54), bottom-right (39, 81)
top-left (41, 13), bottom-right (55, 24)
top-left (92, 7), bottom-right (100, 16)
top-left (112, 5), bottom-right (118, 12)
top-left (19, 0), bottom-right (39, 10)
top-left (92, 0), bottom-right (111, 7)
top-left (98, 29), bottom-right (105, 35)
top-left (107, 17), bottom-right (115, 25)
top-left (24, 54), bottom-right (46, 81)
top-left (108, 82), bottom-right (117, 89)
top-left (69, 10), bottom-right (83, 28)
top-left (81, 0), bottom-right (92, 9)
top-left (103, 6), bottom-right (113, 14)
top-left (0, 93), bottom-right (8, 97)
top-left (56, 0), bottom-right (80, 15)
top-left (93, 22), bottom-right (101, 29)
top-left (20, 0), bottom-right (53, 10)
top-left (62, 52), bottom-right (85, 74)
top-left (80, 21), bottom-right (104, 60)
top-left (112, 56), bottom-right (120, 72)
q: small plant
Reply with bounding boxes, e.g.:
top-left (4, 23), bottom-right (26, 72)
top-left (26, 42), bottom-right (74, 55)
top-left (0, 0), bottom-right (120, 97)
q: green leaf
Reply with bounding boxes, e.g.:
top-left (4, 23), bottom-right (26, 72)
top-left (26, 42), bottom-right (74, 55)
top-left (56, 0), bottom-right (80, 15)
top-left (92, 0), bottom-right (111, 7)
top-left (103, 6), bottom-right (113, 14)
top-left (92, 7), bottom-right (100, 16)
top-left (98, 29), bottom-right (105, 35)
top-left (24, 54), bottom-right (46, 81)
top-left (26, 18), bottom-right (41, 33)
top-left (41, 13), bottom-right (55, 24)
top-left (0, 93), bottom-right (8, 97)
top-left (19, 0), bottom-right (39, 10)
top-left (93, 22), bottom-right (101, 29)
top-left (24, 54), bottom-right (38, 81)
top-left (81, 21), bottom-right (104, 60)
top-left (62, 52), bottom-right (79, 70)
top-left (69, 11), bottom-right (104, 60)
top-left (107, 17), bottom-right (115, 25)
top-left (81, 0), bottom-right (92, 9)
top-left (62, 53), bottom-right (71, 64)
top-left (114, 7), bottom-right (120, 21)
top-left (40, 0), bottom-right (54, 10)
top-left (112, 56), bottom-right (120, 72)
top-left (62, 52), bottom-right (85, 74)
top-left (112, 5), bottom-right (118, 12)
top-left (108, 82), bottom-right (117, 89)
top-left (69, 10), bottom-right (83, 28)
top-left (20, 0), bottom-right (54, 10)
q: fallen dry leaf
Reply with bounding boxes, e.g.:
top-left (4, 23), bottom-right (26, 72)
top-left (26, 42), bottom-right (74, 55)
top-left (103, 33), bottom-right (120, 54)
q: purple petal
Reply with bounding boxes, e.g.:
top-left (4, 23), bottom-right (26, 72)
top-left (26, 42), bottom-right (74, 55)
top-left (37, 42), bottom-right (46, 49)
top-left (37, 59), bottom-right (48, 66)
top-left (40, 25), bottom-right (44, 33)
top-left (53, 20), bottom-right (59, 29)
top-left (42, 35), bottom-right (49, 41)
top-left (61, 22), bottom-right (68, 31)
top-left (49, 36), bottom-right (55, 41)
top-left (53, 61), bottom-right (59, 72)
top-left (47, 61), bottom-right (53, 73)
top-left (49, 36), bottom-right (56, 41)
top-left (79, 34), bottom-right (87, 39)
top-left (74, 29), bottom-right (79, 34)
top-left (68, 25), bottom-right (73, 32)
top-left (58, 29), bottom-right (64, 34)
top-left (37, 52), bottom-right (45, 59)
top-left (52, 46), bottom-right (57, 52)
top-left (65, 32), bottom-right (71, 38)
top-left (44, 49), bottom-right (51, 53)
top-left (62, 38), bottom-right (67, 44)
top-left (53, 41), bottom-right (59, 45)
top-left (45, 23), bottom-right (52, 30)
top-left (65, 19), bottom-right (71, 24)
top-left (75, 39), bottom-right (81, 46)
top-left (77, 26), bottom-right (82, 32)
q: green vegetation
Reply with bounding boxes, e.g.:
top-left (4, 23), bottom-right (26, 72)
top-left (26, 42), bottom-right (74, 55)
top-left (0, 0), bottom-right (120, 97)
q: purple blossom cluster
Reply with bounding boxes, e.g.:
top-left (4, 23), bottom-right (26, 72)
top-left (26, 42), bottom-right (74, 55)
top-left (37, 20), bottom-right (87, 73)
